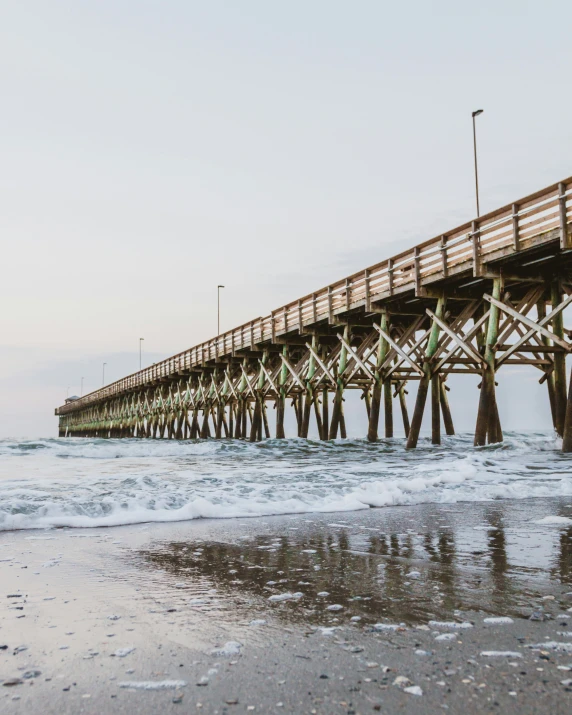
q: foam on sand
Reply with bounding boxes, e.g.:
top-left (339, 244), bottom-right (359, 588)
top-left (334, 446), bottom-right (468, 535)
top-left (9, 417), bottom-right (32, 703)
top-left (119, 681), bottom-right (187, 690)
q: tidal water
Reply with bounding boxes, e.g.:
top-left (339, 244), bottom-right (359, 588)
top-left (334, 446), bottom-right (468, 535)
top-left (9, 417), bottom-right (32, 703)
top-left (1, 432), bottom-right (572, 532)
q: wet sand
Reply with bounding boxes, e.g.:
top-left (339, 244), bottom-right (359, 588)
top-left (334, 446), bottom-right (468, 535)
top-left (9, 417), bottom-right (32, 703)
top-left (2, 497), bottom-right (572, 714)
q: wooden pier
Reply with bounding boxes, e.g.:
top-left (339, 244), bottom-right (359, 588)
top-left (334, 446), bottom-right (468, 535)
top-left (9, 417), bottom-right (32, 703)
top-left (56, 176), bottom-right (572, 450)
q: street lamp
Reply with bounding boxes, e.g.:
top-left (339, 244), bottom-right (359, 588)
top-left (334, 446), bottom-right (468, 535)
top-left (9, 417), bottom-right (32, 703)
top-left (102, 362), bottom-right (107, 386)
top-left (80, 377), bottom-right (84, 397)
top-left (139, 338), bottom-right (144, 370)
top-left (217, 285), bottom-right (225, 335)
top-left (472, 109), bottom-right (484, 217)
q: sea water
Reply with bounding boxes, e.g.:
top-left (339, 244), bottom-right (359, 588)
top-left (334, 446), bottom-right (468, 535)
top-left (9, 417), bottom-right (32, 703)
top-left (0, 433), bottom-right (571, 531)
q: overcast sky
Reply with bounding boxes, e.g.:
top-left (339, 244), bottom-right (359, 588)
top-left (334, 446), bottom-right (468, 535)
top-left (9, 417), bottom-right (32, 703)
top-left (1, 0), bottom-right (571, 438)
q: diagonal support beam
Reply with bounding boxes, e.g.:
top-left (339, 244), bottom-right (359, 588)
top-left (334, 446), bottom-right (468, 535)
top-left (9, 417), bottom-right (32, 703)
top-left (305, 343), bottom-right (337, 387)
top-left (373, 324), bottom-right (425, 377)
top-left (485, 293), bottom-right (572, 351)
top-left (426, 308), bottom-right (483, 367)
top-left (280, 354), bottom-right (306, 390)
top-left (240, 364), bottom-right (257, 398)
top-left (379, 318), bottom-right (424, 371)
top-left (496, 294), bottom-right (572, 367)
top-left (258, 359), bottom-right (279, 394)
top-left (337, 335), bottom-right (375, 380)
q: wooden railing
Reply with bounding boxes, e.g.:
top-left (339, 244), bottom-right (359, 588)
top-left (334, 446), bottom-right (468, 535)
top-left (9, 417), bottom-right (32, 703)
top-left (57, 176), bottom-right (572, 414)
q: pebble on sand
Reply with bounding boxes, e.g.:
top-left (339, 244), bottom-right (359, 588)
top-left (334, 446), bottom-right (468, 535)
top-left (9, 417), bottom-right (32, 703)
top-left (113, 647), bottom-right (135, 658)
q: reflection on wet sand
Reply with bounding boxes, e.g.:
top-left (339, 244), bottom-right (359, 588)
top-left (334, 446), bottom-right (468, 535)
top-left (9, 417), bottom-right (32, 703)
top-left (136, 512), bottom-right (572, 627)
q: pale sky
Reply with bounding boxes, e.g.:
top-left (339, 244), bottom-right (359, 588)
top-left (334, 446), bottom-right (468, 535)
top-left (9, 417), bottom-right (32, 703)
top-left (1, 0), bottom-right (571, 438)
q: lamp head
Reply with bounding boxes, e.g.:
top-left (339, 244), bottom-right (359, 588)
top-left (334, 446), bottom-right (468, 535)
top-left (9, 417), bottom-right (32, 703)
top-left (472, 109), bottom-right (484, 118)
top-left (218, 285), bottom-right (225, 289)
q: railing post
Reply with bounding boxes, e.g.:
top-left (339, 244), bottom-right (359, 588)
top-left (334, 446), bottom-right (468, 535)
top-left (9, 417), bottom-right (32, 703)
top-left (559, 182), bottom-right (569, 250)
top-left (414, 247), bottom-right (421, 295)
top-left (512, 204), bottom-right (520, 251)
top-left (440, 236), bottom-right (448, 278)
top-left (472, 220), bottom-right (482, 277)
top-left (387, 258), bottom-right (394, 296)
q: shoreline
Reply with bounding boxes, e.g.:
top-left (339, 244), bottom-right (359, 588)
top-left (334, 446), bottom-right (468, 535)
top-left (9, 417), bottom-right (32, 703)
top-left (2, 497), bottom-right (572, 713)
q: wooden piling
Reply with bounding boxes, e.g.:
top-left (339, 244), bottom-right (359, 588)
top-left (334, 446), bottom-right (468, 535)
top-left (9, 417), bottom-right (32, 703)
top-left (431, 373), bottom-right (440, 445)
top-left (321, 387), bottom-right (329, 440)
top-left (384, 379), bottom-right (393, 438)
top-left (329, 325), bottom-right (349, 439)
top-left (439, 379), bottom-right (455, 436)
top-left (474, 277), bottom-right (503, 446)
top-left (407, 296), bottom-right (446, 448)
top-left (398, 385), bottom-right (410, 438)
top-left (551, 280), bottom-right (567, 437)
top-left (537, 300), bottom-right (558, 431)
top-left (562, 371), bottom-right (572, 451)
top-left (276, 346), bottom-right (288, 439)
top-left (367, 312), bottom-right (388, 442)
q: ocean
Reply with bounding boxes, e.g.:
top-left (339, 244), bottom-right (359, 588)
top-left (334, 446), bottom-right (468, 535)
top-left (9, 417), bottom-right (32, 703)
top-left (1, 432), bottom-right (571, 531)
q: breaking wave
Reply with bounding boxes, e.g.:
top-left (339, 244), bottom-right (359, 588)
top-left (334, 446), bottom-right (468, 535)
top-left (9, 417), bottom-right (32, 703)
top-left (0, 433), bottom-right (571, 531)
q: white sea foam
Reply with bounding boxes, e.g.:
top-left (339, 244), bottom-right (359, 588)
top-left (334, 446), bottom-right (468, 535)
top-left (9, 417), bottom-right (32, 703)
top-left (534, 516), bottom-right (572, 525)
top-left (119, 680), bottom-right (186, 690)
top-left (1, 434), bottom-right (571, 531)
top-left (429, 621), bottom-right (473, 629)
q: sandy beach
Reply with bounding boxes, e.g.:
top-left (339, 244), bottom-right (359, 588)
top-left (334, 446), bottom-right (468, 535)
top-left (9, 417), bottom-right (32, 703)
top-left (2, 497), bottom-right (572, 714)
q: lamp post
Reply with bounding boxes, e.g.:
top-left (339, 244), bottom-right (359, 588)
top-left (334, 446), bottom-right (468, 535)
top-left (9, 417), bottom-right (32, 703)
top-left (472, 109), bottom-right (484, 217)
top-left (80, 377), bottom-right (84, 397)
top-left (102, 362), bottom-right (107, 386)
top-left (139, 338), bottom-right (144, 370)
top-left (217, 285), bottom-right (225, 335)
